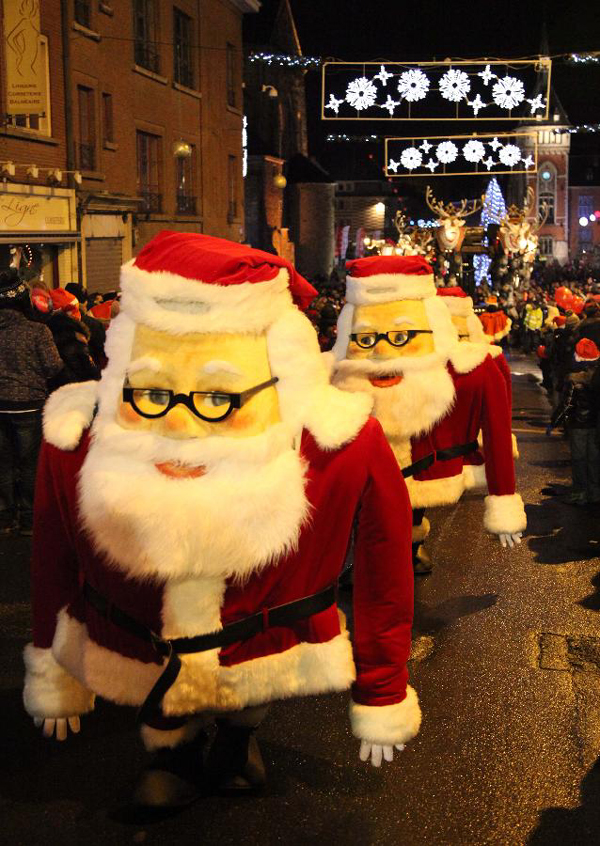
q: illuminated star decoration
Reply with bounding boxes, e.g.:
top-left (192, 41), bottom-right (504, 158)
top-left (483, 156), bottom-right (496, 170)
top-left (527, 94), bottom-right (546, 115)
top-left (468, 94), bottom-right (487, 115)
top-left (523, 154), bottom-right (535, 169)
top-left (478, 64), bottom-right (496, 86)
top-left (325, 94), bottom-right (344, 115)
top-left (381, 95), bottom-right (401, 115)
top-left (420, 139), bottom-right (432, 153)
top-left (425, 159), bottom-right (438, 172)
top-left (387, 158), bottom-right (400, 173)
top-left (489, 136), bottom-right (502, 151)
top-left (374, 64), bottom-right (393, 86)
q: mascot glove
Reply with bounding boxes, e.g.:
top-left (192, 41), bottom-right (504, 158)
top-left (499, 532), bottom-right (522, 549)
top-left (33, 716), bottom-right (81, 741)
top-left (359, 740), bottom-right (405, 767)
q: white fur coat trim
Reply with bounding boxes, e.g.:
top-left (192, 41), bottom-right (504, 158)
top-left (345, 274), bottom-right (436, 305)
top-left (43, 381), bottom-right (98, 450)
top-left (493, 317), bottom-right (512, 341)
top-left (448, 343), bottom-right (490, 375)
top-left (484, 493), bottom-right (527, 535)
top-left (23, 643), bottom-right (95, 718)
top-left (406, 472), bottom-right (465, 508)
top-left (349, 686), bottom-right (421, 745)
top-left (462, 463), bottom-right (487, 491)
top-left (120, 261), bottom-right (295, 335)
top-left (441, 295), bottom-right (474, 317)
top-left (51, 610), bottom-right (356, 714)
top-left (488, 344), bottom-right (503, 359)
top-left (467, 314), bottom-right (486, 343)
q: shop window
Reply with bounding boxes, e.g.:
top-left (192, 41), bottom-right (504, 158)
top-left (173, 8), bottom-right (194, 89)
top-left (74, 0), bottom-right (92, 28)
top-left (226, 43), bottom-right (236, 108)
top-left (137, 130), bottom-right (162, 213)
top-left (227, 154), bottom-right (238, 221)
top-left (176, 146), bottom-right (197, 214)
top-left (102, 93), bottom-right (114, 144)
top-left (77, 86), bottom-right (96, 171)
top-left (7, 36), bottom-right (51, 136)
top-left (134, 0), bottom-right (160, 74)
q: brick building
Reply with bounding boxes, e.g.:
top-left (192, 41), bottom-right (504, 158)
top-left (1, 0), bottom-right (258, 293)
top-left (569, 155), bottom-right (600, 258)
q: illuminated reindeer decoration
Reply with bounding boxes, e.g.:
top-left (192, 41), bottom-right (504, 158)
top-left (391, 211), bottom-right (435, 260)
top-left (499, 186), bottom-right (549, 261)
top-left (425, 187), bottom-right (483, 253)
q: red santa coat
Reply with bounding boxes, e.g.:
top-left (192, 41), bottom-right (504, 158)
top-left (24, 400), bottom-right (420, 748)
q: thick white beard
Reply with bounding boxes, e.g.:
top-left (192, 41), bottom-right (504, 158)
top-left (332, 355), bottom-right (455, 440)
top-left (78, 420), bottom-right (309, 583)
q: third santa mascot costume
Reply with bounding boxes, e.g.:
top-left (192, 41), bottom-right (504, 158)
top-left (24, 233), bottom-right (420, 811)
top-left (332, 256), bottom-right (526, 573)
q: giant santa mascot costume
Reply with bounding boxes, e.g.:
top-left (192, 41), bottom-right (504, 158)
top-left (437, 286), bottom-right (518, 490)
top-left (331, 256), bottom-right (526, 574)
top-left (24, 233), bottom-right (420, 810)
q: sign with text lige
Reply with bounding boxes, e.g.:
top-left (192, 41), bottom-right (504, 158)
top-left (0, 194), bottom-right (70, 231)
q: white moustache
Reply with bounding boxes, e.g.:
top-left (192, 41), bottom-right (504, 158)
top-left (333, 350), bottom-right (446, 378)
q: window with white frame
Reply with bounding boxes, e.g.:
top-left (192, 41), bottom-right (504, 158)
top-left (7, 35), bottom-right (51, 136)
top-left (538, 162), bottom-right (556, 224)
top-left (538, 236), bottom-right (553, 257)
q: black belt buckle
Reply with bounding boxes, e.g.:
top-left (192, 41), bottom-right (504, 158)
top-left (149, 630), bottom-right (171, 657)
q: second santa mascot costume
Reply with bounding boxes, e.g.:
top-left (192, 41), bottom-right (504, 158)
top-left (332, 255), bottom-right (526, 574)
top-left (24, 232), bottom-right (421, 810)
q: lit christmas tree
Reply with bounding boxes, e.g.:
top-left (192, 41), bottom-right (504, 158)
top-left (474, 178), bottom-right (507, 286)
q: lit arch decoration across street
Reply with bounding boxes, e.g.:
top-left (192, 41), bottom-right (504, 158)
top-left (322, 59), bottom-right (551, 122)
top-left (384, 132), bottom-right (538, 177)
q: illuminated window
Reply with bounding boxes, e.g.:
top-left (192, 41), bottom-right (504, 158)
top-left (7, 36), bottom-right (51, 136)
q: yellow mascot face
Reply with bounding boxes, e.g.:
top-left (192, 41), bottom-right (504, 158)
top-left (346, 299), bottom-right (435, 360)
top-left (117, 325), bottom-right (281, 442)
top-left (451, 314), bottom-right (470, 342)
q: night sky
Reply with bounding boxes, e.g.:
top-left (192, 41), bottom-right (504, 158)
top-left (246, 0), bottom-right (600, 193)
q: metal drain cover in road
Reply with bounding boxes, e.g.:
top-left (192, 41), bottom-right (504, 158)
top-left (538, 632), bottom-right (600, 673)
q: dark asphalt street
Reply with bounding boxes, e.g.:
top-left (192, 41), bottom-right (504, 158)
top-left (2, 354), bottom-right (600, 846)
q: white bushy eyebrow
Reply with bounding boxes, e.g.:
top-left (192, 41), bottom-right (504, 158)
top-left (354, 322), bottom-right (375, 331)
top-left (393, 317), bottom-right (417, 326)
top-left (126, 356), bottom-right (162, 375)
top-left (201, 360), bottom-right (243, 377)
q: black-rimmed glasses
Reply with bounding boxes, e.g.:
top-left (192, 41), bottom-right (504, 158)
top-left (122, 376), bottom-right (279, 422)
top-left (350, 330), bottom-right (433, 350)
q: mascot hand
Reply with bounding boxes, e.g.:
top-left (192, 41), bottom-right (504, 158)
top-left (33, 716), bottom-right (81, 741)
top-left (499, 532), bottom-right (522, 549)
top-left (359, 740), bottom-right (405, 767)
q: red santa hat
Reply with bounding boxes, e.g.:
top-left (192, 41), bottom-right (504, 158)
top-left (120, 231), bottom-right (317, 335)
top-left (575, 338), bottom-right (600, 362)
top-left (333, 255), bottom-right (456, 360)
top-left (437, 286), bottom-right (486, 343)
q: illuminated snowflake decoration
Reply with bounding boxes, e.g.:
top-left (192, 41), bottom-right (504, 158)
top-left (420, 139), bottom-right (433, 153)
top-left (483, 156), bottom-right (496, 170)
top-left (478, 64), bottom-right (496, 86)
top-left (387, 158), bottom-right (400, 173)
top-left (498, 144), bottom-right (522, 167)
top-left (492, 76), bottom-right (525, 110)
top-left (463, 139), bottom-right (486, 163)
top-left (439, 68), bottom-right (471, 102)
top-left (325, 94), bottom-right (344, 115)
top-left (425, 159), bottom-right (439, 172)
top-left (400, 147), bottom-right (423, 171)
top-left (523, 154), bottom-right (535, 169)
top-left (374, 65), bottom-right (393, 86)
top-left (489, 137), bottom-right (502, 151)
top-left (468, 94), bottom-right (487, 115)
top-left (381, 95), bottom-right (401, 115)
top-left (436, 140), bottom-right (459, 164)
top-left (345, 77), bottom-right (377, 111)
top-left (397, 69), bottom-right (430, 102)
top-left (527, 94), bottom-right (546, 115)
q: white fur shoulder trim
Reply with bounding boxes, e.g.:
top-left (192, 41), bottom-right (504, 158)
top-left (23, 643), bottom-right (95, 718)
top-left (43, 381), bottom-right (98, 450)
top-left (488, 344), bottom-right (503, 359)
top-left (448, 343), bottom-right (490, 374)
top-left (484, 493), bottom-right (527, 535)
top-left (304, 386), bottom-right (373, 451)
top-left (349, 686), bottom-right (421, 745)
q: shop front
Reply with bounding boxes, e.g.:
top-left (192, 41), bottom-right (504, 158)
top-left (0, 183), bottom-right (79, 287)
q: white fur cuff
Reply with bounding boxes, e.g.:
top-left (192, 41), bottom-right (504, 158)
top-left (462, 463), bottom-right (487, 491)
top-left (43, 381), bottom-right (98, 450)
top-left (23, 644), bottom-right (95, 718)
top-left (484, 493), bottom-right (527, 535)
top-left (349, 686), bottom-right (421, 746)
top-left (412, 517), bottom-right (430, 543)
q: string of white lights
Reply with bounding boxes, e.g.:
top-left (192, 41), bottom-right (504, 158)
top-left (247, 51), bottom-right (600, 68)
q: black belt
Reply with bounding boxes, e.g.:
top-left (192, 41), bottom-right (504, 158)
top-left (402, 439), bottom-right (478, 479)
top-left (83, 580), bottom-right (337, 724)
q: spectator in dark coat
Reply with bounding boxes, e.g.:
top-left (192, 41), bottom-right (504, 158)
top-left (573, 301), bottom-right (600, 348)
top-left (65, 282), bottom-right (107, 369)
top-left (0, 269), bottom-right (63, 534)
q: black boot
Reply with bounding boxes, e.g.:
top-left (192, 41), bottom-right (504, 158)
top-left (412, 542), bottom-right (433, 575)
top-left (206, 720), bottom-right (266, 794)
top-left (132, 731), bottom-right (207, 809)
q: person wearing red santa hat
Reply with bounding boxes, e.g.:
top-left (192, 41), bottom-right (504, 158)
top-left (437, 286), bottom-right (518, 491)
top-left (24, 231), bottom-right (420, 811)
top-left (331, 255), bottom-right (526, 575)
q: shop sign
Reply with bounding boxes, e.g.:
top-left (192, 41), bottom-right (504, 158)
top-left (0, 193), bottom-right (72, 232)
top-left (3, 0), bottom-right (47, 115)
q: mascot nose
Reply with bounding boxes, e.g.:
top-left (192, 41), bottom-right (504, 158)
top-left (163, 406), bottom-right (206, 439)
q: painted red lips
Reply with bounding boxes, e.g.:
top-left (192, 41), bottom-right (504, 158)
top-left (369, 375), bottom-right (403, 388)
top-left (155, 462), bottom-right (206, 479)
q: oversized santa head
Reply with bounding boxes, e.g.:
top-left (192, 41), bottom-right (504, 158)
top-left (75, 231), bottom-right (370, 583)
top-left (436, 286), bottom-right (487, 344)
top-left (331, 255), bottom-right (457, 441)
